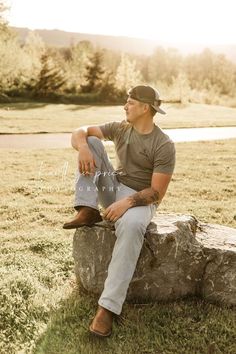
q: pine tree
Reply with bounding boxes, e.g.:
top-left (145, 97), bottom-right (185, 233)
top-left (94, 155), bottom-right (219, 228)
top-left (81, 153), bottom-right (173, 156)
top-left (65, 40), bottom-right (94, 92)
top-left (23, 31), bottom-right (46, 90)
top-left (81, 51), bottom-right (104, 93)
top-left (34, 52), bottom-right (67, 97)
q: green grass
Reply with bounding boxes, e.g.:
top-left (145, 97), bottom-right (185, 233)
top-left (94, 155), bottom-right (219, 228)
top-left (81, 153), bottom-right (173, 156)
top-left (0, 140), bottom-right (236, 353)
top-left (34, 292), bottom-right (236, 354)
top-left (0, 102), bottom-right (236, 134)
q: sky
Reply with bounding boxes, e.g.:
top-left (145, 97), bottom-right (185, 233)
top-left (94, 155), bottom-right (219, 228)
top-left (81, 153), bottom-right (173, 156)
top-left (6, 0), bottom-right (236, 45)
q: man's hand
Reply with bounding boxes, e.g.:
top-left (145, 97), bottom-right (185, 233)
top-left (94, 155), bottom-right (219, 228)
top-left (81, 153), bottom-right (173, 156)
top-left (78, 145), bottom-right (96, 175)
top-left (103, 199), bottom-right (131, 222)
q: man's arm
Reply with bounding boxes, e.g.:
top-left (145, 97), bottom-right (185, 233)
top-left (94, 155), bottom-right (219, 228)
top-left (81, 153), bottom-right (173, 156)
top-left (127, 172), bottom-right (172, 207)
top-left (71, 125), bottom-right (105, 151)
top-left (103, 172), bottom-right (173, 221)
top-left (71, 126), bottom-right (105, 174)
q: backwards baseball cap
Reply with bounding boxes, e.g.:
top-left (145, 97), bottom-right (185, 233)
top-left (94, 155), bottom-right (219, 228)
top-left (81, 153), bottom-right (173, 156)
top-left (127, 85), bottom-right (166, 115)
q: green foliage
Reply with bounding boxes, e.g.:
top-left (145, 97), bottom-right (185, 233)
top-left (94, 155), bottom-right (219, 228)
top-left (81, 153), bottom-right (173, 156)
top-left (34, 51), bottom-right (67, 97)
top-left (64, 40), bottom-right (94, 93)
top-left (184, 49), bottom-right (236, 96)
top-left (148, 47), bottom-right (182, 85)
top-left (0, 33), bottom-right (23, 92)
top-left (0, 0), bottom-right (8, 27)
top-left (115, 53), bottom-right (142, 93)
top-left (81, 50), bottom-right (105, 93)
top-left (22, 31), bottom-right (46, 90)
top-left (0, 21), bottom-right (236, 106)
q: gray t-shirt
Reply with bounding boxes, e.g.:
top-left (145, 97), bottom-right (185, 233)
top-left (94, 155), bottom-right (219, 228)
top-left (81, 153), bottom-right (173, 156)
top-left (99, 120), bottom-right (176, 191)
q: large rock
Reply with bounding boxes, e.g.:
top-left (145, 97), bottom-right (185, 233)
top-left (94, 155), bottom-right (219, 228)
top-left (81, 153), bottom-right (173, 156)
top-left (196, 223), bottom-right (236, 305)
top-left (73, 213), bottom-right (236, 306)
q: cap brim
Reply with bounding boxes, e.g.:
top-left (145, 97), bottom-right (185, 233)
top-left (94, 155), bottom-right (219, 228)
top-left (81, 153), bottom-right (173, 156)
top-left (151, 105), bottom-right (166, 115)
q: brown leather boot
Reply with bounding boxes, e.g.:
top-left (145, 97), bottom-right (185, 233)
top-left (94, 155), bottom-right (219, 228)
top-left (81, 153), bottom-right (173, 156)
top-left (63, 206), bottom-right (102, 229)
top-left (89, 305), bottom-right (114, 337)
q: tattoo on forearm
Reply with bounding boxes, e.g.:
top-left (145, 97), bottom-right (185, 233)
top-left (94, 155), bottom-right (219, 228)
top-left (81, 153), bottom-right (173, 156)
top-left (128, 188), bottom-right (160, 207)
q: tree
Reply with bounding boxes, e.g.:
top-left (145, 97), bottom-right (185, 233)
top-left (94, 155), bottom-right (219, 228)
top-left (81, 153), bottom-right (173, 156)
top-left (148, 47), bottom-right (182, 85)
top-left (0, 1), bottom-right (23, 95)
top-left (0, 0), bottom-right (8, 27)
top-left (22, 31), bottom-right (46, 90)
top-left (0, 33), bottom-right (25, 94)
top-left (34, 51), bottom-right (67, 97)
top-left (81, 50), bottom-right (105, 93)
top-left (0, 1), bottom-right (12, 40)
top-left (184, 49), bottom-right (236, 96)
top-left (170, 72), bottom-right (191, 103)
top-left (115, 53), bottom-right (142, 93)
top-left (65, 40), bottom-right (94, 92)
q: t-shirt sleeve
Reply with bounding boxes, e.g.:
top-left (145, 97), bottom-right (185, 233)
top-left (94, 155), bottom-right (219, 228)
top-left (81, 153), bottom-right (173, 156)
top-left (99, 122), bottom-right (121, 141)
top-left (153, 141), bottom-right (176, 174)
top-left (98, 121), bottom-right (122, 141)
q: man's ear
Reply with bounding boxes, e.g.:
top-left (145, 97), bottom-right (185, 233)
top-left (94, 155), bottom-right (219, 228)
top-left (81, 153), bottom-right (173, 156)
top-left (143, 103), bottom-right (150, 113)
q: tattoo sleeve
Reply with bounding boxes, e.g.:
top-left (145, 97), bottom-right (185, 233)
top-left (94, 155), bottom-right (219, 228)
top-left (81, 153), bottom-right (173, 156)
top-left (127, 187), bottom-right (160, 207)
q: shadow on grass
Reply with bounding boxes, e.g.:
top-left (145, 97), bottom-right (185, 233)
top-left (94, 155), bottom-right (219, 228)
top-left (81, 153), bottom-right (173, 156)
top-left (65, 104), bottom-right (94, 111)
top-left (0, 99), bottom-right (95, 111)
top-left (67, 103), bottom-right (123, 111)
top-left (0, 102), bottom-right (49, 110)
top-left (0, 101), bottom-right (118, 112)
top-left (33, 284), bottom-right (236, 354)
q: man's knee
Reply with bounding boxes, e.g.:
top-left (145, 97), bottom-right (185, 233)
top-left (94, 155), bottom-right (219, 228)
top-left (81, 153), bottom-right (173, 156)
top-left (87, 136), bottom-right (104, 151)
top-left (115, 213), bottom-right (146, 235)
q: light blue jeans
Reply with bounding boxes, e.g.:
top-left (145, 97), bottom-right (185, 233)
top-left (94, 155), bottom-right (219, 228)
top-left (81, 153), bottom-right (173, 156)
top-left (75, 137), bottom-right (157, 315)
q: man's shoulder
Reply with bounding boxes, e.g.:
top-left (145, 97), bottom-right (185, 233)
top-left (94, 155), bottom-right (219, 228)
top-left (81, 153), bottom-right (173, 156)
top-left (153, 125), bottom-right (173, 142)
top-left (113, 120), bottom-right (130, 129)
top-left (98, 120), bottom-right (131, 141)
top-left (101, 120), bottom-right (130, 129)
top-left (107, 120), bottom-right (131, 133)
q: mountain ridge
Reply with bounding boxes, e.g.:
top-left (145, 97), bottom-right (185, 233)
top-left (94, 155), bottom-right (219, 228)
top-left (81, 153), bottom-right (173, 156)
top-left (11, 26), bottom-right (236, 62)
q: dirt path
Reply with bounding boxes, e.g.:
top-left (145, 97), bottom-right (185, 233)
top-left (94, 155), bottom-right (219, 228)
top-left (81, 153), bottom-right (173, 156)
top-left (1, 127), bottom-right (236, 149)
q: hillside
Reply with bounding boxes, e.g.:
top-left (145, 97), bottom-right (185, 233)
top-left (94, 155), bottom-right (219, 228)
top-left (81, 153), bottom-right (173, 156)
top-left (11, 26), bottom-right (236, 61)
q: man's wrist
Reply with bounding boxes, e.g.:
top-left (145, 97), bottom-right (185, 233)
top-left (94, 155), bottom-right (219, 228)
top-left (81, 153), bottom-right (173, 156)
top-left (78, 143), bottom-right (89, 150)
top-left (126, 188), bottom-right (160, 208)
top-left (125, 197), bottom-right (134, 208)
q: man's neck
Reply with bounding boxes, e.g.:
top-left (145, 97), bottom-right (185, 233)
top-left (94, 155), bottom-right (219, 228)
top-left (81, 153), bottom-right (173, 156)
top-left (132, 118), bottom-right (155, 135)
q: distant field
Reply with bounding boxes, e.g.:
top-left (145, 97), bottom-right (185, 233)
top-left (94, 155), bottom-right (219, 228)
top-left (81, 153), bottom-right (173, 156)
top-left (0, 102), bottom-right (236, 134)
top-left (0, 139), bottom-right (236, 353)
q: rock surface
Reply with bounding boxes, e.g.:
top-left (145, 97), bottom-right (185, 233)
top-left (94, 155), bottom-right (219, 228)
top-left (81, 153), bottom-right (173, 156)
top-left (73, 213), bottom-right (236, 306)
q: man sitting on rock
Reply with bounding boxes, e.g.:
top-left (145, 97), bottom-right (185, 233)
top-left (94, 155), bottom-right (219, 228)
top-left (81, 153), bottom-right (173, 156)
top-left (63, 85), bottom-right (176, 337)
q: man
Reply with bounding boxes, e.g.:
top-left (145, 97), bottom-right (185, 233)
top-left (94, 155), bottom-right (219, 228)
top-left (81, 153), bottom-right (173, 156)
top-left (63, 85), bottom-right (176, 337)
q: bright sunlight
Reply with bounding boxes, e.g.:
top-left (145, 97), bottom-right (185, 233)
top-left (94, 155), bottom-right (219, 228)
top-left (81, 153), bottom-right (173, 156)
top-left (7, 0), bottom-right (236, 45)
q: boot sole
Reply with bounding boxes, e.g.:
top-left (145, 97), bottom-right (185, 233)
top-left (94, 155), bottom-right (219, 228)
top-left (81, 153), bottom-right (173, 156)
top-left (89, 324), bottom-right (112, 338)
top-left (63, 223), bottom-right (90, 229)
top-left (63, 220), bottom-right (103, 229)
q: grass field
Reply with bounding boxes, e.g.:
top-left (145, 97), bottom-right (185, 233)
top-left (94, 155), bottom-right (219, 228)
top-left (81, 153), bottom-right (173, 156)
top-left (1, 138), bottom-right (236, 353)
top-left (0, 102), bottom-right (236, 134)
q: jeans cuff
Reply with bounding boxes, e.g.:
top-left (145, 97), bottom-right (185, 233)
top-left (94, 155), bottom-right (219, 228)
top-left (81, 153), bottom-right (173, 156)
top-left (98, 299), bottom-right (121, 315)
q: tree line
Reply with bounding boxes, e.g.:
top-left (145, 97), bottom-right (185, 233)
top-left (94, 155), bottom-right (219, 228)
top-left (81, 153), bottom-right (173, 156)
top-left (1, 3), bottom-right (236, 106)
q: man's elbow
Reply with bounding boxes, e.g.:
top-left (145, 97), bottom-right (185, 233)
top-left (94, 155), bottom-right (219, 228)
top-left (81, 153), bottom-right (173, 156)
top-left (71, 127), bottom-right (87, 149)
top-left (150, 186), bottom-right (167, 203)
top-left (71, 130), bottom-right (78, 149)
top-left (71, 132), bottom-right (76, 149)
